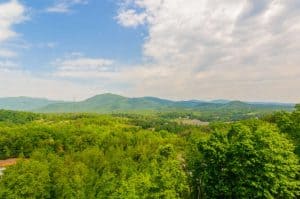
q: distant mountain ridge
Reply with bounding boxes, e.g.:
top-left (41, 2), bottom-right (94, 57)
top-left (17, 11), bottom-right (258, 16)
top-left (37, 93), bottom-right (176, 113)
top-left (0, 97), bottom-right (63, 111)
top-left (0, 93), bottom-right (295, 113)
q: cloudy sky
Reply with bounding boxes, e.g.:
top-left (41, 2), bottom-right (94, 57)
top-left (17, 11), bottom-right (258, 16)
top-left (0, 0), bottom-right (299, 102)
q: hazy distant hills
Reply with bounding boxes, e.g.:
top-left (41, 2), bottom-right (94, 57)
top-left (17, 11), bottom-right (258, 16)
top-left (37, 94), bottom-right (177, 113)
top-left (0, 93), bottom-right (295, 113)
top-left (0, 97), bottom-right (62, 111)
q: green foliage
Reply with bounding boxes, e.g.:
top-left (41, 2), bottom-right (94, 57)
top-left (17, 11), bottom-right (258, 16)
top-left (264, 109), bottom-right (300, 156)
top-left (0, 110), bottom-right (40, 124)
top-left (295, 104), bottom-right (300, 111)
top-left (0, 110), bottom-right (298, 198)
top-left (50, 157), bottom-right (90, 199)
top-left (0, 112), bottom-right (190, 198)
top-left (190, 122), bottom-right (299, 198)
top-left (0, 160), bottom-right (50, 199)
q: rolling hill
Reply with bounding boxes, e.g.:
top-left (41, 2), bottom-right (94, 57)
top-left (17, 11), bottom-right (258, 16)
top-left (35, 93), bottom-right (294, 113)
top-left (36, 93), bottom-right (176, 113)
top-left (0, 94), bottom-right (295, 121)
top-left (0, 97), bottom-right (62, 111)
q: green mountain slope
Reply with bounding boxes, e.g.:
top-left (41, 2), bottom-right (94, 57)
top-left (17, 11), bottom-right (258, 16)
top-left (0, 97), bottom-right (62, 111)
top-left (37, 93), bottom-right (176, 113)
top-left (36, 93), bottom-right (294, 114)
top-left (0, 94), bottom-right (295, 121)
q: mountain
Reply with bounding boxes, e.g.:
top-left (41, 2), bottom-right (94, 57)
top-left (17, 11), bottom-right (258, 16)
top-left (210, 99), bottom-right (232, 104)
top-left (36, 93), bottom-right (295, 113)
top-left (37, 93), bottom-right (175, 113)
top-left (0, 94), bottom-right (295, 116)
top-left (0, 97), bottom-right (62, 111)
top-left (222, 101), bottom-right (252, 108)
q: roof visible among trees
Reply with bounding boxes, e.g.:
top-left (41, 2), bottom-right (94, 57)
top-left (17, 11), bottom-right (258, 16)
top-left (0, 159), bottom-right (18, 168)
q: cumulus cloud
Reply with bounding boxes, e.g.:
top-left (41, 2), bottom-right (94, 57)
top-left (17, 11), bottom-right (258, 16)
top-left (116, 9), bottom-right (147, 27)
top-left (46, 0), bottom-right (88, 13)
top-left (0, 0), bottom-right (26, 42)
top-left (2, 0), bottom-right (299, 102)
top-left (0, 0), bottom-right (27, 60)
top-left (114, 0), bottom-right (300, 102)
top-left (0, 0), bottom-right (27, 74)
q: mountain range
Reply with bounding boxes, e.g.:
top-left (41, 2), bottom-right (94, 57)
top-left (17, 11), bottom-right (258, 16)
top-left (0, 93), bottom-right (295, 113)
top-left (0, 97), bottom-right (62, 111)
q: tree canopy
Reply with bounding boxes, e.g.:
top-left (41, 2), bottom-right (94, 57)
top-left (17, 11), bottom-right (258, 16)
top-left (0, 109), bottom-right (299, 198)
top-left (189, 122), bottom-right (299, 198)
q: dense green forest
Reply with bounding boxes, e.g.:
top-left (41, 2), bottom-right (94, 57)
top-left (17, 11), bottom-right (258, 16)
top-left (0, 106), bottom-right (299, 198)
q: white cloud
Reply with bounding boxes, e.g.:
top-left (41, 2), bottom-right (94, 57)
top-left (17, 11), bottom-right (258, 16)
top-left (57, 58), bottom-right (113, 69)
top-left (37, 42), bottom-right (58, 49)
top-left (46, 0), bottom-right (88, 13)
top-left (1, 0), bottom-right (299, 102)
top-left (53, 54), bottom-right (115, 78)
top-left (0, 0), bottom-right (27, 60)
top-left (114, 0), bottom-right (300, 102)
top-left (116, 9), bottom-right (147, 27)
top-left (0, 0), bottom-right (27, 76)
top-left (0, 49), bottom-right (17, 58)
top-left (0, 0), bottom-right (26, 42)
top-left (0, 60), bottom-right (18, 70)
top-left (0, 70), bottom-right (105, 100)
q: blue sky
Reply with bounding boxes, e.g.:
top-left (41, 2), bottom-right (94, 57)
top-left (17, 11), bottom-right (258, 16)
top-left (11, 0), bottom-right (146, 71)
top-left (0, 0), bottom-right (300, 102)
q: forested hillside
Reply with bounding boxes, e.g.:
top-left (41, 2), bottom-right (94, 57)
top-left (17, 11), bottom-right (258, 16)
top-left (0, 106), bottom-right (299, 198)
top-left (0, 97), bottom-right (62, 111)
top-left (0, 93), bottom-right (294, 122)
